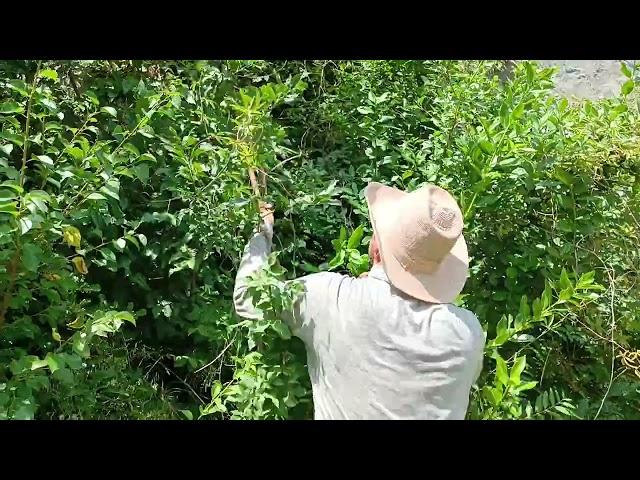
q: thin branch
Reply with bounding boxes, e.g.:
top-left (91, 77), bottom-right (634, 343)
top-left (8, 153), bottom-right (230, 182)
top-left (594, 267), bottom-right (616, 420)
top-left (158, 361), bottom-right (205, 405)
top-left (195, 334), bottom-right (237, 374)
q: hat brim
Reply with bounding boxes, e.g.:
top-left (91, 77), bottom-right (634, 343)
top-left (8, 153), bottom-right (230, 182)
top-left (365, 182), bottom-right (469, 304)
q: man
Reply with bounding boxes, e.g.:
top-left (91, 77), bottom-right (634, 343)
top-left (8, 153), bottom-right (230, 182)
top-left (234, 181), bottom-right (485, 419)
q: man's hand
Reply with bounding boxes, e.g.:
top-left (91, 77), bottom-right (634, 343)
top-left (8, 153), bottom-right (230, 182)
top-left (259, 201), bottom-right (274, 240)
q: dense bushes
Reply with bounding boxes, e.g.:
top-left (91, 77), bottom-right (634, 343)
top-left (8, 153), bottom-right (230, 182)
top-left (1, 60), bottom-right (638, 420)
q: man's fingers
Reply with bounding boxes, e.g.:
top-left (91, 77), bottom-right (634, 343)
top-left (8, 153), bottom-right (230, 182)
top-left (259, 202), bottom-right (274, 214)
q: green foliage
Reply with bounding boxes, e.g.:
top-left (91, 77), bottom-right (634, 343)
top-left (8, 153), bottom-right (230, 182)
top-left (326, 225), bottom-right (370, 277)
top-left (1, 60), bottom-right (639, 419)
top-left (200, 253), bottom-right (309, 419)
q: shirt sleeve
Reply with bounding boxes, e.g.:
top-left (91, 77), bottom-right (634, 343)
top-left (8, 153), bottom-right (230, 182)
top-left (232, 230), bottom-right (273, 321)
top-left (233, 229), bottom-right (344, 343)
top-left (473, 327), bottom-right (486, 384)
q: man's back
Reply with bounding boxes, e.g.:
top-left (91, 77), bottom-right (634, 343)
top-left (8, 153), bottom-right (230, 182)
top-left (234, 181), bottom-right (484, 420)
top-left (298, 265), bottom-right (485, 420)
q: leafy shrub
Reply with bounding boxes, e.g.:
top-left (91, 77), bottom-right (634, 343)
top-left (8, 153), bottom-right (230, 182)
top-left (1, 60), bottom-right (638, 420)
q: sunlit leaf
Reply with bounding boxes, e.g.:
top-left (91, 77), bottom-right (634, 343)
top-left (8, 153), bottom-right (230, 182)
top-left (63, 226), bottom-right (81, 248)
top-left (87, 192), bottom-right (107, 200)
top-left (39, 69), bottom-right (59, 82)
top-left (101, 106), bottom-right (117, 117)
top-left (0, 101), bottom-right (24, 114)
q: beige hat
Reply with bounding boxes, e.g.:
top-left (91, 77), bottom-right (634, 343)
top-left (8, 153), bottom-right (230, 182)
top-left (365, 182), bottom-right (469, 304)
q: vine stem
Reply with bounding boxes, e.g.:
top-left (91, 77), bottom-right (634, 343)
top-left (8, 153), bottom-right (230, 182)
top-left (19, 61), bottom-right (42, 188)
top-left (594, 266), bottom-right (616, 420)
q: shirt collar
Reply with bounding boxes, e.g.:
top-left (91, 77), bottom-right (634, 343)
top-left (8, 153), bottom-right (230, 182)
top-left (368, 263), bottom-right (389, 283)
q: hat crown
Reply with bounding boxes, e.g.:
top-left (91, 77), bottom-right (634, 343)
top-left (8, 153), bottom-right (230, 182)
top-left (394, 185), bottom-right (463, 271)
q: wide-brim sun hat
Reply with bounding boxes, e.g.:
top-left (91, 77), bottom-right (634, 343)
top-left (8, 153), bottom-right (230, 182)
top-left (365, 182), bottom-right (469, 304)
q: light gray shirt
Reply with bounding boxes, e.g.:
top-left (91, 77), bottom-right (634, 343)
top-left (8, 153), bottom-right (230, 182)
top-left (233, 229), bottom-right (486, 420)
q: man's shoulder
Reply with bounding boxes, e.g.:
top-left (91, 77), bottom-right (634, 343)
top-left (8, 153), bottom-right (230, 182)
top-left (297, 271), bottom-right (349, 284)
top-left (436, 304), bottom-right (484, 341)
top-left (442, 303), bottom-right (478, 321)
top-left (295, 271), bottom-right (354, 294)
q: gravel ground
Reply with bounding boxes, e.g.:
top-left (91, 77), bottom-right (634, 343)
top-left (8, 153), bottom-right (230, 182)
top-left (536, 60), bottom-right (638, 100)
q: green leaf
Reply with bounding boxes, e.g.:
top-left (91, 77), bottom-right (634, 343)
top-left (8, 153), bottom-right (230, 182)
top-left (39, 97), bottom-right (58, 112)
top-left (554, 168), bottom-right (576, 187)
top-left (60, 353), bottom-right (82, 370)
top-left (39, 69), bottom-right (59, 82)
top-left (542, 283), bottom-right (552, 310)
top-left (339, 226), bottom-right (347, 244)
top-left (87, 192), bottom-right (107, 200)
top-left (13, 404), bottom-right (35, 420)
top-left (36, 155), bottom-right (54, 166)
top-left (8, 79), bottom-right (29, 96)
top-left (556, 219), bottom-right (574, 233)
top-left (114, 238), bottom-right (126, 250)
top-left (518, 295), bottom-right (530, 319)
top-left (0, 201), bottom-right (18, 215)
top-left (52, 367), bottom-right (74, 385)
top-left (558, 287), bottom-right (573, 301)
top-left (113, 311), bottom-right (136, 326)
top-left (0, 143), bottom-right (14, 157)
top-left (211, 381), bottom-right (223, 399)
top-left (511, 102), bottom-right (525, 120)
top-left (271, 321), bottom-right (291, 340)
top-left (621, 62), bottom-right (632, 79)
top-left (525, 62), bottom-right (535, 83)
top-left (499, 103), bottom-right (510, 128)
top-left (479, 140), bottom-right (494, 155)
top-left (559, 268), bottom-right (571, 290)
top-left (138, 153), bottom-right (157, 163)
top-left (514, 333), bottom-right (534, 343)
top-left (0, 190), bottom-right (16, 202)
top-left (535, 393), bottom-right (543, 412)
top-left (608, 103), bottom-right (628, 121)
top-left (328, 249), bottom-right (345, 270)
top-left (180, 410), bottom-right (193, 420)
top-left (30, 359), bottom-right (48, 370)
top-left (99, 248), bottom-right (117, 263)
top-left (509, 355), bottom-right (527, 386)
top-left (123, 142), bottom-right (140, 156)
top-left (100, 180), bottom-right (120, 200)
top-left (45, 353), bottom-right (60, 373)
top-left (22, 243), bottom-right (42, 272)
top-left (576, 271), bottom-right (595, 289)
top-left (101, 106), bottom-right (117, 117)
top-left (19, 217), bottom-right (33, 234)
top-left (347, 225), bottom-right (365, 249)
top-left (52, 328), bottom-right (61, 342)
top-left (0, 130), bottom-right (24, 146)
top-left (506, 266), bottom-right (518, 279)
top-left (518, 381), bottom-right (538, 393)
top-left (496, 355), bottom-right (509, 386)
top-left (554, 405), bottom-right (573, 416)
top-left (66, 146), bottom-right (84, 161)
top-left (133, 163), bottom-right (149, 183)
top-left (621, 80), bottom-right (634, 96)
top-left (0, 101), bottom-right (24, 114)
